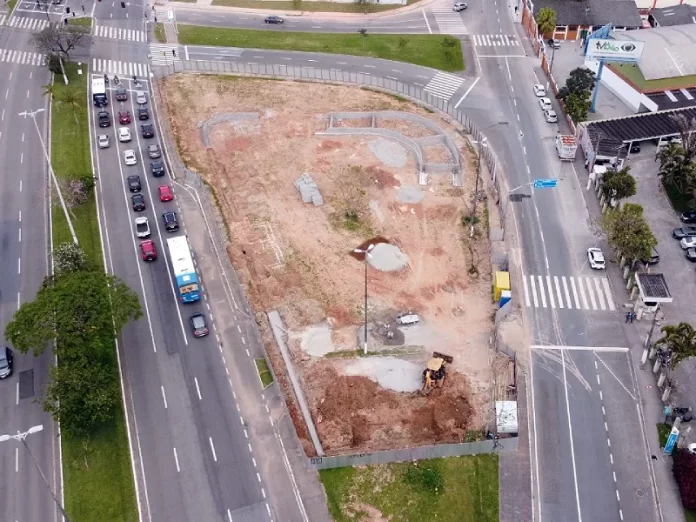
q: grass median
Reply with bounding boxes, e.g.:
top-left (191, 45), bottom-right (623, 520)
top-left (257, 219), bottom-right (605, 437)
top-left (211, 0), bottom-right (413, 13)
top-left (320, 454), bottom-right (498, 522)
top-left (177, 25), bottom-right (465, 72)
top-left (50, 62), bottom-right (138, 522)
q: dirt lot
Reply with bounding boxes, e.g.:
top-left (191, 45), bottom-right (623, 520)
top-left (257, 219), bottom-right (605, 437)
top-left (159, 75), bottom-right (496, 455)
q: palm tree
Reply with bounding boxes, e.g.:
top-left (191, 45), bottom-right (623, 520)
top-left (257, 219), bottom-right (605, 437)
top-left (656, 322), bottom-right (696, 370)
top-left (42, 83), bottom-right (56, 100)
top-left (58, 87), bottom-right (82, 125)
top-left (655, 142), bottom-right (696, 194)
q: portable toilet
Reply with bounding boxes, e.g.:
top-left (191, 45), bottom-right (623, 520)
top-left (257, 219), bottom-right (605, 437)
top-left (499, 290), bottom-right (512, 308)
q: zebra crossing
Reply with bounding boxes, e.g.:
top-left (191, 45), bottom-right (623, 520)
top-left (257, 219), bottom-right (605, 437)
top-left (423, 72), bottom-right (464, 101)
top-left (523, 274), bottom-right (617, 312)
top-left (91, 58), bottom-right (149, 77)
top-left (95, 25), bottom-right (147, 42)
top-left (472, 34), bottom-right (520, 47)
top-left (0, 15), bottom-right (50, 31)
top-left (149, 43), bottom-right (180, 66)
top-left (0, 48), bottom-right (46, 66)
top-left (430, 7), bottom-right (468, 35)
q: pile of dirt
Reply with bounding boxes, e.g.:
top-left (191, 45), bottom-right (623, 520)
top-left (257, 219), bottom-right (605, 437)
top-left (309, 363), bottom-right (472, 453)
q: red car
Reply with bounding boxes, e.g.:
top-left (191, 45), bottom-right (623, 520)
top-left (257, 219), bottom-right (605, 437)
top-left (158, 185), bottom-right (173, 202)
top-left (140, 240), bottom-right (157, 261)
top-left (119, 111), bottom-right (132, 124)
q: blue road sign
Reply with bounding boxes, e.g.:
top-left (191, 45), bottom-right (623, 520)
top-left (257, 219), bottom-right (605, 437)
top-left (664, 428), bottom-right (679, 455)
top-left (533, 178), bottom-right (558, 189)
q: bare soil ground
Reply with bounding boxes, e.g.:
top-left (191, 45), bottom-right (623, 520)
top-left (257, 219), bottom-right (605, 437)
top-left (159, 75), bottom-right (495, 455)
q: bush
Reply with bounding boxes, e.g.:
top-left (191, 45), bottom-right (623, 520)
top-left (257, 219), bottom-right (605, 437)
top-left (47, 53), bottom-right (62, 74)
top-left (674, 448), bottom-right (696, 509)
top-left (404, 462), bottom-right (444, 494)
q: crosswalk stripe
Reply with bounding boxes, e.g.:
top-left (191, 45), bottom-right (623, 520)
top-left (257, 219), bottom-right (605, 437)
top-left (553, 276), bottom-right (564, 309)
top-left (585, 277), bottom-right (597, 310)
top-left (546, 276), bottom-right (555, 308)
top-left (430, 7), bottom-right (468, 35)
top-left (531, 277), bottom-right (539, 307)
top-left (576, 278), bottom-right (588, 309)
top-left (523, 277), bottom-right (531, 307)
top-left (91, 58), bottom-right (148, 77)
top-left (538, 276), bottom-right (547, 308)
top-left (0, 47), bottom-right (44, 67)
top-left (594, 278), bottom-right (606, 310)
top-left (562, 276), bottom-right (572, 309)
top-left (472, 34), bottom-right (520, 47)
top-left (602, 279), bottom-right (616, 311)
top-left (423, 72), bottom-right (464, 100)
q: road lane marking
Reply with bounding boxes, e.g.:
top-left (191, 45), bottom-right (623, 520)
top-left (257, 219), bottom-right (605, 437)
top-left (173, 447), bottom-right (180, 472)
top-left (161, 386), bottom-right (168, 408)
top-left (523, 277), bottom-right (531, 307)
top-left (530, 345), bottom-right (629, 352)
top-left (454, 76), bottom-right (480, 108)
top-left (595, 355), bottom-right (637, 400)
top-left (209, 437), bottom-right (218, 462)
top-left (252, 457), bottom-right (257, 467)
top-left (562, 276), bottom-right (572, 308)
top-left (227, 509), bottom-right (233, 522)
top-left (602, 278), bottom-right (616, 310)
top-left (594, 278), bottom-right (606, 310)
top-left (16, 382), bottom-right (19, 405)
top-left (237, 325), bottom-right (241, 333)
top-left (17, 257), bottom-right (20, 274)
top-left (537, 276), bottom-right (547, 308)
top-left (16, 447), bottom-right (18, 472)
top-left (257, 472), bottom-right (262, 483)
top-left (421, 9), bottom-right (432, 34)
top-left (585, 277), bottom-right (598, 309)
top-left (545, 276), bottom-right (555, 308)
top-left (194, 377), bottom-right (202, 400)
top-left (561, 349), bottom-right (583, 522)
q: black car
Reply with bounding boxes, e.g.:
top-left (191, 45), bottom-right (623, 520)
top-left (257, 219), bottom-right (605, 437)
top-left (628, 142), bottom-right (641, 154)
top-left (642, 246), bottom-right (660, 266)
top-left (131, 194), bottom-right (146, 211)
top-left (127, 175), bottom-right (141, 192)
top-left (115, 87), bottom-right (128, 101)
top-left (150, 161), bottom-right (165, 177)
top-left (0, 346), bottom-right (13, 379)
top-left (141, 124), bottom-right (154, 138)
top-left (138, 107), bottom-right (150, 121)
top-left (673, 226), bottom-right (696, 239)
top-left (162, 211), bottom-right (179, 232)
top-left (189, 313), bottom-right (209, 338)
top-left (98, 111), bottom-right (111, 127)
top-left (264, 15), bottom-right (284, 23)
top-left (681, 211), bottom-right (696, 224)
top-left (686, 248), bottom-right (696, 262)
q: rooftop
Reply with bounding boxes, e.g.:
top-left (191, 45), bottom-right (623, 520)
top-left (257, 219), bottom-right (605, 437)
top-left (648, 5), bottom-right (696, 28)
top-left (532, 0), bottom-right (642, 28)
top-left (635, 273), bottom-right (672, 302)
top-left (647, 88), bottom-right (696, 110)
top-left (584, 107), bottom-right (696, 143)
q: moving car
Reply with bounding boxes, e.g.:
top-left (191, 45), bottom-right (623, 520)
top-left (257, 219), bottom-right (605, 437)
top-left (98, 111), bottom-right (111, 127)
top-left (539, 97), bottom-right (552, 111)
top-left (123, 149), bottom-right (137, 166)
top-left (159, 185), bottom-right (173, 202)
top-left (138, 107), bottom-right (150, 120)
top-left (135, 217), bottom-right (151, 238)
top-left (189, 313), bottom-right (209, 338)
top-left (681, 210), bottom-right (696, 224)
top-left (131, 193), bottom-right (146, 211)
top-left (0, 346), bottom-right (14, 379)
top-left (118, 127), bottom-right (132, 142)
top-left (673, 226), bottom-right (696, 239)
top-left (98, 134), bottom-right (110, 149)
top-left (119, 110), bottom-right (132, 124)
top-left (686, 248), bottom-right (696, 262)
top-left (147, 144), bottom-right (161, 159)
top-left (115, 87), bottom-right (128, 101)
top-left (136, 91), bottom-right (148, 104)
top-left (264, 15), bottom-right (284, 23)
top-left (544, 109), bottom-right (558, 123)
top-left (587, 247), bottom-right (605, 269)
top-left (453, 2), bottom-right (467, 11)
top-left (127, 174), bottom-right (141, 192)
top-left (150, 160), bottom-right (165, 177)
top-left (162, 211), bottom-right (179, 232)
top-left (533, 84), bottom-right (546, 97)
top-left (140, 240), bottom-right (157, 261)
top-left (681, 237), bottom-right (696, 249)
top-left (141, 124), bottom-right (154, 138)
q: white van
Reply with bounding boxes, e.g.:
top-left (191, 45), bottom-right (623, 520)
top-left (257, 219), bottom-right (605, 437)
top-left (396, 313), bottom-right (420, 326)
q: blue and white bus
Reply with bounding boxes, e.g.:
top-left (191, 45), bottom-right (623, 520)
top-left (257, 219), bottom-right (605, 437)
top-left (167, 236), bottom-right (200, 303)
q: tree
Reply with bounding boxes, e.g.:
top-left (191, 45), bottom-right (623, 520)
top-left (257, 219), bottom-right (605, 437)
top-left (5, 270), bottom-right (142, 356)
top-left (46, 53), bottom-right (62, 75)
top-left (601, 165), bottom-right (637, 204)
top-left (599, 203), bottom-right (657, 262)
top-left (563, 92), bottom-right (592, 123)
top-left (31, 23), bottom-right (89, 59)
top-left (355, 0), bottom-right (374, 14)
top-left (655, 322), bottom-right (696, 370)
top-left (44, 353), bottom-right (121, 436)
top-left (53, 242), bottom-right (91, 276)
top-left (537, 7), bottom-right (556, 37)
top-left (557, 67), bottom-right (596, 101)
top-left (58, 85), bottom-right (82, 125)
top-left (672, 113), bottom-right (696, 162)
top-left (655, 142), bottom-right (696, 194)
top-left (42, 83), bottom-right (56, 100)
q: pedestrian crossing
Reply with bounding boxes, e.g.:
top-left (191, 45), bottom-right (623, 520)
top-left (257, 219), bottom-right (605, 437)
top-left (94, 25), bottom-right (147, 42)
top-left (91, 58), bottom-right (149, 77)
top-left (0, 48), bottom-right (46, 66)
top-left (523, 275), bottom-right (617, 312)
top-left (423, 72), bottom-right (464, 101)
top-left (0, 15), bottom-right (50, 31)
top-left (149, 43), bottom-right (180, 66)
top-left (472, 34), bottom-right (520, 47)
top-left (430, 7), bottom-right (468, 35)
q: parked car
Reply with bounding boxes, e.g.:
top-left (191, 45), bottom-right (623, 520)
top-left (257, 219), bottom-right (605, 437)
top-left (587, 247), bottom-right (605, 269)
top-left (452, 2), bottom-right (467, 11)
top-left (136, 91), bottom-right (148, 104)
top-left (533, 84), bottom-right (546, 97)
top-left (119, 110), bottom-right (132, 124)
top-left (98, 111), bottom-right (111, 127)
top-left (98, 134), bottom-right (109, 149)
top-left (539, 97), bottom-right (552, 111)
top-left (115, 87), bottom-right (128, 101)
top-left (127, 174), bottom-right (141, 192)
top-left (641, 246), bottom-right (660, 266)
top-left (628, 142), bottom-right (641, 154)
top-left (150, 160), bottom-right (165, 177)
top-left (681, 237), bottom-right (696, 249)
top-left (548, 38), bottom-right (561, 49)
top-left (159, 184), bottom-right (173, 202)
top-left (686, 248), bottom-right (696, 262)
top-left (141, 124), bottom-right (154, 138)
top-left (140, 240), bottom-right (157, 261)
top-left (123, 150), bottom-right (137, 166)
top-left (118, 127), bottom-right (132, 142)
top-left (162, 211), bottom-right (179, 232)
top-left (264, 15), bottom-right (284, 24)
top-left (673, 226), bottom-right (696, 239)
top-left (138, 107), bottom-right (150, 120)
top-left (189, 313), bottom-right (209, 337)
top-left (148, 143), bottom-right (162, 159)
top-left (131, 193), bottom-right (146, 211)
top-left (544, 109), bottom-right (558, 123)
top-left (0, 346), bottom-right (14, 379)
top-left (681, 210), bottom-right (696, 224)
top-left (135, 217), bottom-right (151, 238)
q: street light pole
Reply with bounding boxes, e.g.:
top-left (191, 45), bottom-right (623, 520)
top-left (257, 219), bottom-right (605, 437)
top-left (20, 108), bottom-right (79, 246)
top-left (0, 425), bottom-right (71, 522)
top-left (353, 244), bottom-right (375, 355)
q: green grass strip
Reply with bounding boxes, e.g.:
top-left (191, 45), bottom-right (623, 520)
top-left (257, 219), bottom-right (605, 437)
top-left (211, 0), bottom-right (409, 13)
top-left (320, 455), bottom-right (498, 522)
top-left (609, 62), bottom-right (696, 92)
top-left (50, 62), bottom-right (138, 522)
top-left (177, 25), bottom-right (465, 72)
top-left (154, 22), bottom-right (167, 43)
top-left (657, 423), bottom-right (671, 449)
top-left (255, 358), bottom-right (274, 388)
top-left (68, 17), bottom-right (93, 27)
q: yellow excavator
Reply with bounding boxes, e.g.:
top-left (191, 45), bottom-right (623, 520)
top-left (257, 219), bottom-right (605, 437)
top-left (420, 352), bottom-right (454, 396)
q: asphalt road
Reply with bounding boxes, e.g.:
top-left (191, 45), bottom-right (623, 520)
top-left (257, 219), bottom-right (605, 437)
top-left (0, 18), bottom-right (62, 522)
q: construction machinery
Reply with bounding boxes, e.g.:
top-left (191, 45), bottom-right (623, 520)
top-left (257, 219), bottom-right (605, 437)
top-left (420, 352), bottom-right (454, 396)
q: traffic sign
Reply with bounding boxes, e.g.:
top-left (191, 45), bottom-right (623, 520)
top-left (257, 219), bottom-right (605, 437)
top-left (533, 178), bottom-right (557, 189)
top-left (664, 427), bottom-right (679, 455)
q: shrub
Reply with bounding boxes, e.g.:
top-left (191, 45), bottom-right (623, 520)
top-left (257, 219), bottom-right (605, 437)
top-left (674, 448), bottom-right (696, 509)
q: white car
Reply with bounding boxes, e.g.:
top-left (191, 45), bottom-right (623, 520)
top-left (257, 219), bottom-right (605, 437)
top-left (533, 84), bottom-right (546, 97)
top-left (123, 149), bottom-right (137, 166)
top-left (453, 1), bottom-right (467, 11)
top-left (544, 109), bottom-right (558, 123)
top-left (136, 91), bottom-right (147, 104)
top-left (135, 217), bottom-right (151, 238)
top-left (118, 127), bottom-right (132, 142)
top-left (97, 134), bottom-right (109, 149)
top-left (539, 97), bottom-right (552, 111)
top-left (587, 247), bottom-right (606, 270)
top-left (680, 237), bottom-right (696, 249)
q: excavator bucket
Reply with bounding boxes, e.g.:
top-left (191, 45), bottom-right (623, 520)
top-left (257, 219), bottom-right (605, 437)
top-left (433, 351), bottom-right (454, 364)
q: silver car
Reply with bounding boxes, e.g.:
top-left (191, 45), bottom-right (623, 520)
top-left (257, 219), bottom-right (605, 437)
top-left (453, 2), bottom-right (467, 11)
top-left (98, 134), bottom-right (109, 148)
top-left (148, 144), bottom-right (162, 159)
top-left (136, 91), bottom-right (148, 104)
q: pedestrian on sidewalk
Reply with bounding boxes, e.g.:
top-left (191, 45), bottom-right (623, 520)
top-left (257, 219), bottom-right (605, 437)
top-left (81, 4), bottom-right (84, 12)
top-left (631, 312), bottom-right (637, 323)
top-left (626, 312), bottom-right (631, 323)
